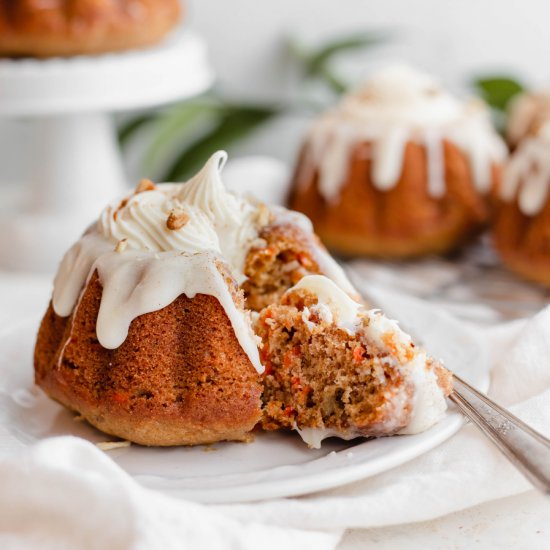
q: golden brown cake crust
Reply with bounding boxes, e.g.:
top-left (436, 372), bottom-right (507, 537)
top-left (289, 140), bottom-right (500, 258)
top-left (0, 0), bottom-right (181, 58)
top-left (34, 271), bottom-right (262, 446)
top-left (493, 197), bottom-right (550, 286)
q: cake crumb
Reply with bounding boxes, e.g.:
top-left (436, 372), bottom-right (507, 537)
top-left (97, 440), bottom-right (131, 451)
top-left (237, 433), bottom-right (256, 444)
top-left (202, 444), bottom-right (218, 453)
top-left (73, 414), bottom-right (85, 422)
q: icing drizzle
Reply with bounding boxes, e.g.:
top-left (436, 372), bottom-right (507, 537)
top-left (297, 65), bottom-right (506, 203)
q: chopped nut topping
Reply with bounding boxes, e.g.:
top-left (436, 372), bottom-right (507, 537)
top-left (135, 178), bottom-right (156, 193)
top-left (113, 198), bottom-right (128, 221)
top-left (255, 203), bottom-right (272, 227)
top-left (115, 238), bottom-right (128, 253)
top-left (166, 208), bottom-right (189, 230)
top-left (97, 441), bottom-right (131, 451)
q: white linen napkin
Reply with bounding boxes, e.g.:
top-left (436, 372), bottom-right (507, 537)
top-left (0, 437), bottom-right (340, 550)
top-left (0, 273), bottom-right (549, 549)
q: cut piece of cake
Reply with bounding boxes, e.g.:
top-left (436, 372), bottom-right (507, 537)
top-left (257, 275), bottom-right (452, 448)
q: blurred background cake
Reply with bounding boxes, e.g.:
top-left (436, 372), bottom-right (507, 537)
top-left (0, 0), bottom-right (182, 57)
top-left (288, 65), bottom-right (507, 259)
top-left (493, 122), bottom-right (550, 286)
top-left (506, 88), bottom-right (550, 150)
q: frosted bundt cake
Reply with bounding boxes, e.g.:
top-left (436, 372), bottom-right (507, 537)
top-left (0, 0), bottom-right (181, 57)
top-left (35, 151), bottom-right (452, 446)
top-left (493, 124), bottom-right (550, 286)
top-left (288, 65), bottom-right (507, 258)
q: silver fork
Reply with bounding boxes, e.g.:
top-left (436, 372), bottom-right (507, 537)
top-left (450, 374), bottom-right (550, 494)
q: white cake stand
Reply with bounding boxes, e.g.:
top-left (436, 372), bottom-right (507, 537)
top-left (0, 29), bottom-right (214, 272)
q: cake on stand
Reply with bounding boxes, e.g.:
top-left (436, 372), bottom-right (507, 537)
top-left (0, 29), bottom-right (214, 272)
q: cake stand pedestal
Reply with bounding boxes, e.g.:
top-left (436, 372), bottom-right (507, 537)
top-left (0, 29), bottom-right (214, 272)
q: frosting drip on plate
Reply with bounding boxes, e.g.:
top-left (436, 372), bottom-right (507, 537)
top-left (298, 65), bottom-right (506, 203)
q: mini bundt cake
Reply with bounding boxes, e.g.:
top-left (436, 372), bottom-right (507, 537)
top-left (0, 0), bottom-right (181, 58)
top-left (34, 151), bottom-right (359, 446)
top-left (35, 151), bottom-right (452, 447)
top-left (493, 123), bottom-right (550, 286)
top-left (288, 65), bottom-right (506, 259)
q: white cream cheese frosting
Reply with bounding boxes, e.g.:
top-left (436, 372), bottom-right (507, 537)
top-left (98, 151), bottom-right (258, 282)
top-left (291, 275), bottom-right (361, 333)
top-left (100, 186), bottom-right (221, 257)
top-left (287, 274), bottom-right (448, 447)
top-left (501, 123), bottom-right (550, 216)
top-left (297, 65), bottom-right (506, 203)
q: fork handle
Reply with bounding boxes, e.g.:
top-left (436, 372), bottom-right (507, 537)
top-left (449, 374), bottom-right (550, 494)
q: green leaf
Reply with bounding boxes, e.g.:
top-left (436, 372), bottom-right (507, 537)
top-left (118, 114), bottom-right (156, 147)
top-left (288, 31), bottom-right (388, 95)
top-left (473, 76), bottom-right (525, 112)
top-left (161, 106), bottom-right (279, 182)
top-left (307, 31), bottom-right (387, 76)
top-left (287, 37), bottom-right (310, 64)
top-left (316, 66), bottom-right (348, 95)
top-left (143, 100), bottom-right (223, 173)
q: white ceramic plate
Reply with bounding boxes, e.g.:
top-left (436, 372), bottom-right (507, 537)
top-left (0, 289), bottom-right (489, 504)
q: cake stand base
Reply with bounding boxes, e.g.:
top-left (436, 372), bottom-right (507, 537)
top-left (0, 113), bottom-right (126, 271)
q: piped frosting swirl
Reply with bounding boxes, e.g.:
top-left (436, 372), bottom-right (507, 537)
top-left (98, 151), bottom-right (259, 281)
